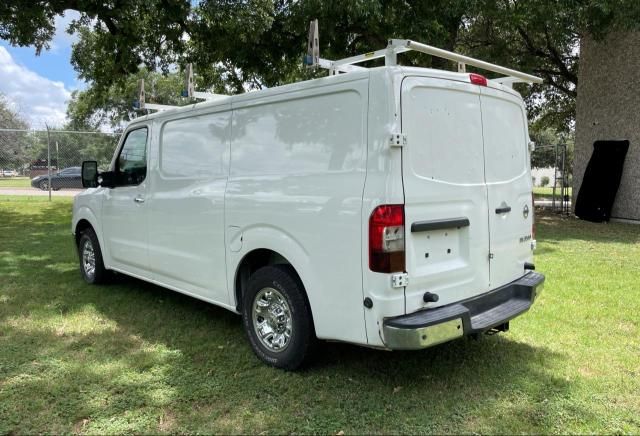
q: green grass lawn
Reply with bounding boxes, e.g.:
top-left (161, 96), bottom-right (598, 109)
top-left (0, 177), bottom-right (31, 188)
top-left (0, 197), bottom-right (638, 434)
top-left (534, 186), bottom-right (572, 199)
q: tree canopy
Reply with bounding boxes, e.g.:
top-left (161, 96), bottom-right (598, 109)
top-left (529, 126), bottom-right (575, 171)
top-left (0, 95), bottom-right (32, 170)
top-left (66, 68), bottom-right (185, 129)
top-left (2, 0), bottom-right (639, 130)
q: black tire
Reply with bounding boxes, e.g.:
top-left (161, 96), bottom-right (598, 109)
top-left (38, 179), bottom-right (48, 190)
top-left (242, 265), bottom-right (316, 370)
top-left (78, 227), bottom-right (109, 284)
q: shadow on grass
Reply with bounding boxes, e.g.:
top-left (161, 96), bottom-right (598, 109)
top-left (536, 209), bottom-right (640, 245)
top-left (0, 201), bottom-right (588, 433)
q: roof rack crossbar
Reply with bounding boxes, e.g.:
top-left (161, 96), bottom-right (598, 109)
top-left (307, 20), bottom-right (542, 84)
top-left (331, 46), bottom-right (411, 67)
top-left (142, 103), bottom-right (178, 111)
top-left (390, 39), bottom-right (543, 84)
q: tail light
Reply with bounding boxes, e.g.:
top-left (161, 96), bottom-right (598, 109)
top-left (469, 73), bottom-right (488, 86)
top-left (369, 205), bottom-right (405, 273)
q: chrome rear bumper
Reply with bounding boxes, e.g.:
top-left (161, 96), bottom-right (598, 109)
top-left (382, 271), bottom-right (545, 350)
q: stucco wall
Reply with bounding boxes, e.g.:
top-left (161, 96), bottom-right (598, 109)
top-left (573, 32), bottom-right (640, 221)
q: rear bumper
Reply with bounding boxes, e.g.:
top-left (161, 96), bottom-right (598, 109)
top-left (382, 271), bottom-right (545, 350)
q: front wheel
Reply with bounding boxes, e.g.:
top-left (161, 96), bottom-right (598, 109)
top-left (242, 265), bottom-right (316, 370)
top-left (78, 228), bottom-right (109, 284)
top-left (38, 179), bottom-right (49, 190)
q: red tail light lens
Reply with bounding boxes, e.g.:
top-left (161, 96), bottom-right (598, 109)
top-left (369, 205), bottom-right (405, 273)
top-left (469, 73), bottom-right (488, 86)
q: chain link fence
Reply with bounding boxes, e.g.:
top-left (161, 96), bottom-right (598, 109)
top-left (0, 128), bottom-right (119, 198)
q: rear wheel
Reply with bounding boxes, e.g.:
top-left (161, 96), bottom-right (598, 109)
top-left (242, 265), bottom-right (316, 370)
top-left (78, 228), bottom-right (109, 284)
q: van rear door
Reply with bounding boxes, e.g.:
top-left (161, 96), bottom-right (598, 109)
top-left (400, 77), bottom-right (490, 312)
top-left (480, 86), bottom-right (534, 288)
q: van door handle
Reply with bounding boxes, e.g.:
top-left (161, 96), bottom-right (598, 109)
top-left (495, 206), bottom-right (511, 214)
top-left (411, 217), bottom-right (470, 232)
top-left (134, 196), bottom-right (145, 204)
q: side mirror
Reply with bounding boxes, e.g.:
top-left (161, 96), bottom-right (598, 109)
top-left (81, 161), bottom-right (98, 188)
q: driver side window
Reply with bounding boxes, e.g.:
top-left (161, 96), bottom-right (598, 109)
top-left (116, 128), bottom-right (148, 186)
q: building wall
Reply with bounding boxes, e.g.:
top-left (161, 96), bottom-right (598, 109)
top-left (531, 167), bottom-right (555, 187)
top-left (573, 32), bottom-right (640, 221)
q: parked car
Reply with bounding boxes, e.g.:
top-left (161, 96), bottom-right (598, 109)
top-left (32, 167), bottom-right (82, 190)
top-left (72, 41), bottom-right (544, 370)
top-left (1, 169), bottom-right (19, 177)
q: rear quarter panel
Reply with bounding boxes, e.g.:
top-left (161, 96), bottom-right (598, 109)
top-left (360, 69), bottom-right (406, 347)
top-left (225, 74), bottom-right (370, 344)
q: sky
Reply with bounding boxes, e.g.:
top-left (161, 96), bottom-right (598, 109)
top-left (0, 11), bottom-right (82, 130)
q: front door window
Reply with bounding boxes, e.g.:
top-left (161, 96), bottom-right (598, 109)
top-left (116, 128), bottom-right (148, 186)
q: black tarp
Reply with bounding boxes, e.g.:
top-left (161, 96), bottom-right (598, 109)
top-left (575, 140), bottom-right (629, 222)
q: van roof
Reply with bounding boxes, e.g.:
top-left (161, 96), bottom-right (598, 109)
top-left (128, 66), bottom-right (522, 127)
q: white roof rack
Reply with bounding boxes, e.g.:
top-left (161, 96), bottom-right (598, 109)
top-left (135, 64), bottom-right (230, 112)
top-left (134, 78), bottom-right (179, 112)
top-left (305, 23), bottom-right (542, 85)
top-left (182, 64), bottom-right (228, 101)
top-left (137, 24), bottom-right (542, 115)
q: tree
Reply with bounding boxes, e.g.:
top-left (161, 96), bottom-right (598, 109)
top-left (5, 0), bottom-right (638, 131)
top-left (1, 1), bottom-right (190, 92)
top-left (460, 0), bottom-right (640, 131)
top-left (66, 1), bottom-right (476, 125)
top-left (67, 67), bottom-right (185, 129)
top-left (0, 94), bottom-right (33, 171)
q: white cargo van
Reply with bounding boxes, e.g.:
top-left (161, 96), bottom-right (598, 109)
top-left (73, 40), bottom-right (544, 369)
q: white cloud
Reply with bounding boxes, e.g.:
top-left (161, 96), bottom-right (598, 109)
top-left (50, 10), bottom-right (81, 53)
top-left (0, 46), bottom-right (71, 128)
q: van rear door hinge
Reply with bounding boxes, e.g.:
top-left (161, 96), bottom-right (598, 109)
top-left (389, 132), bottom-right (407, 147)
top-left (391, 272), bottom-right (409, 288)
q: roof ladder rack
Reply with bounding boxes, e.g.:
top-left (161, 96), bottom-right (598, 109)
top-left (304, 20), bottom-right (543, 85)
top-left (134, 64), bottom-right (230, 112)
top-left (181, 64), bottom-right (228, 101)
top-left (134, 79), bottom-right (179, 112)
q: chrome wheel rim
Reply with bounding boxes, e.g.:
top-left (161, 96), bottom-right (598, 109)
top-left (40, 180), bottom-right (49, 190)
top-left (252, 287), bottom-right (292, 353)
top-left (82, 239), bottom-right (96, 279)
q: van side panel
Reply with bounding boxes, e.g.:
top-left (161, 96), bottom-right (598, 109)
top-left (146, 106), bottom-right (231, 304)
top-left (226, 78), bottom-right (369, 344)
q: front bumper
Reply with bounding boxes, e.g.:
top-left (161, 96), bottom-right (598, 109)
top-left (382, 271), bottom-right (545, 350)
